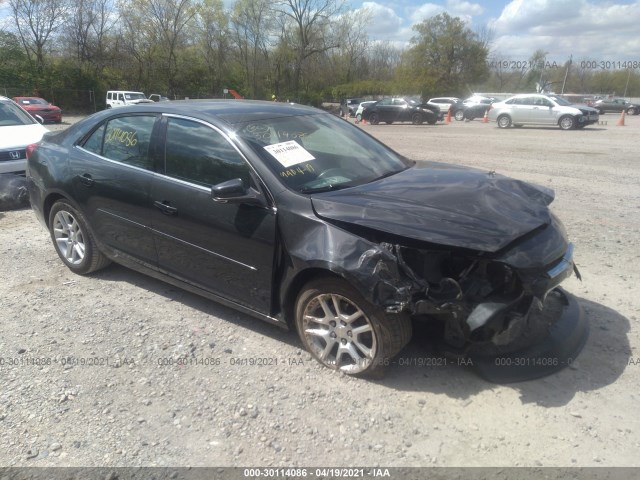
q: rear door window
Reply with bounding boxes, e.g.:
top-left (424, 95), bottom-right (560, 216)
top-left (81, 115), bottom-right (157, 170)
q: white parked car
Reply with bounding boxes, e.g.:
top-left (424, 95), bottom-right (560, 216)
top-left (488, 94), bottom-right (599, 130)
top-left (354, 101), bottom-right (377, 121)
top-left (0, 96), bottom-right (48, 174)
top-left (106, 90), bottom-right (154, 109)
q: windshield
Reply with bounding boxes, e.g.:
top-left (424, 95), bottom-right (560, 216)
top-left (17, 98), bottom-right (48, 105)
top-left (124, 93), bottom-right (146, 100)
top-left (549, 96), bottom-right (573, 106)
top-left (0, 100), bottom-right (38, 126)
top-left (236, 113), bottom-right (411, 193)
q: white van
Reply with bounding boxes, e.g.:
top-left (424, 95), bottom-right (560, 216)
top-left (106, 91), bottom-right (154, 108)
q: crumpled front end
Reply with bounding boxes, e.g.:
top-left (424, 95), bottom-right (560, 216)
top-left (376, 215), bottom-right (588, 382)
top-left (399, 240), bottom-right (579, 349)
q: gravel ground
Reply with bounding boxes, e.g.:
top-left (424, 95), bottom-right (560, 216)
top-left (0, 114), bottom-right (639, 469)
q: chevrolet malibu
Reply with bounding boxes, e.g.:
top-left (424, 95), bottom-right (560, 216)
top-left (27, 101), bottom-right (588, 381)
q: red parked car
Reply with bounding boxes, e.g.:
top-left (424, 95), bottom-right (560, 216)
top-left (12, 96), bottom-right (62, 123)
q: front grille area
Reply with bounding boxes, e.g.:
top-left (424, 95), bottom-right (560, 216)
top-left (0, 149), bottom-right (26, 162)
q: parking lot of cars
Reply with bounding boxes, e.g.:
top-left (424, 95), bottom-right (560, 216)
top-left (1, 112), bottom-right (639, 468)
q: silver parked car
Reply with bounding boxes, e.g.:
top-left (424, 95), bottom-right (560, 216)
top-left (488, 94), bottom-right (599, 130)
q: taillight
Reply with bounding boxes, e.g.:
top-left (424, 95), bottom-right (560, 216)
top-left (26, 143), bottom-right (38, 159)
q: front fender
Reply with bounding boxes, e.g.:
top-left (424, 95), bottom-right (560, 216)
top-left (276, 209), bottom-right (414, 317)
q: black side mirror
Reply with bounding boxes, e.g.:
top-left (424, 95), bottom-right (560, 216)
top-left (211, 178), bottom-right (264, 206)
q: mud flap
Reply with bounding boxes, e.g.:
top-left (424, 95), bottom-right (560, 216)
top-left (465, 288), bottom-right (588, 383)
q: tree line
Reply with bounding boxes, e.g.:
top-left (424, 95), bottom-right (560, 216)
top-left (1, 0), bottom-right (637, 112)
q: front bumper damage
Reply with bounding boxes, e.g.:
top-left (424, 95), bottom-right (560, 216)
top-left (359, 240), bottom-right (588, 383)
top-left (465, 287), bottom-right (588, 383)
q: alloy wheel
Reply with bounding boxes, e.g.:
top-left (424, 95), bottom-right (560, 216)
top-left (53, 210), bottom-right (86, 265)
top-left (301, 293), bottom-right (377, 374)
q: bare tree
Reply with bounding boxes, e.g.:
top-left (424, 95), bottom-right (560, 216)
top-left (9, 0), bottom-right (68, 72)
top-left (331, 8), bottom-right (371, 83)
top-left (195, 0), bottom-right (230, 97)
top-left (273, 0), bottom-right (344, 95)
top-left (119, 0), bottom-right (197, 95)
top-left (365, 41), bottom-right (403, 81)
top-left (65, 0), bottom-right (116, 74)
top-left (231, 0), bottom-right (275, 99)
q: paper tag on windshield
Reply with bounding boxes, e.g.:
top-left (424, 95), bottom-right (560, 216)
top-left (264, 141), bottom-right (315, 167)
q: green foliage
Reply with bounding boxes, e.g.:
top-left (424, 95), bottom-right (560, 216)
top-left (4, 3), bottom-right (639, 108)
top-left (403, 13), bottom-right (489, 97)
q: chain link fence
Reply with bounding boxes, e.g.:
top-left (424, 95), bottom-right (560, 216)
top-left (1, 87), bottom-right (98, 114)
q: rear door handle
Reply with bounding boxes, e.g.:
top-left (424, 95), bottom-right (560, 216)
top-left (77, 173), bottom-right (95, 187)
top-left (154, 200), bottom-right (178, 215)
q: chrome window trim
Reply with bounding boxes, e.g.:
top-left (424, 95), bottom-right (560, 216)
top-left (76, 112), bottom-right (277, 209)
top-left (161, 113), bottom-right (276, 208)
top-left (76, 145), bottom-right (154, 175)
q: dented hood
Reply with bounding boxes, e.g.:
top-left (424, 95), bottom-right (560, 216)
top-left (311, 162), bottom-right (554, 252)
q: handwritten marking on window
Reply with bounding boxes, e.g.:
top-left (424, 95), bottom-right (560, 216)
top-left (105, 127), bottom-right (138, 147)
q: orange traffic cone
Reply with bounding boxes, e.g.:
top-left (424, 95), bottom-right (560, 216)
top-left (482, 108), bottom-right (490, 123)
top-left (445, 106), bottom-right (452, 124)
top-left (617, 109), bottom-right (626, 126)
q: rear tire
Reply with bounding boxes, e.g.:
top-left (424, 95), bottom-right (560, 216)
top-left (369, 113), bottom-right (379, 125)
top-left (49, 200), bottom-right (111, 274)
top-left (454, 110), bottom-right (465, 121)
top-left (295, 277), bottom-right (411, 377)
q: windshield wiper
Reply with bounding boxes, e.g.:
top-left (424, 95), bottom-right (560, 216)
top-left (299, 183), bottom-right (351, 194)
top-left (368, 167), bottom-right (409, 183)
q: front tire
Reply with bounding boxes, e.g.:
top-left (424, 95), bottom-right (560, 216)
top-left (49, 200), bottom-right (111, 274)
top-left (559, 115), bottom-right (575, 130)
top-left (295, 278), bottom-right (411, 377)
top-left (497, 114), bottom-right (512, 128)
top-left (454, 110), bottom-right (465, 121)
top-left (627, 107), bottom-right (637, 115)
top-left (411, 113), bottom-right (423, 125)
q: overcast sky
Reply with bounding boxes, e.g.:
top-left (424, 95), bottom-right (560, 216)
top-left (1, 0), bottom-right (639, 65)
top-left (357, 0), bottom-right (640, 63)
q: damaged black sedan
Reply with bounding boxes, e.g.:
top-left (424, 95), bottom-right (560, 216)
top-left (27, 100), bottom-right (587, 381)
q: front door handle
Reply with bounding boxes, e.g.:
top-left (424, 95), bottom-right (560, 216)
top-left (77, 173), bottom-right (95, 187)
top-left (154, 200), bottom-right (178, 216)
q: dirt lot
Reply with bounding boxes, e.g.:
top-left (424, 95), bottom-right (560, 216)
top-left (0, 114), bottom-right (639, 469)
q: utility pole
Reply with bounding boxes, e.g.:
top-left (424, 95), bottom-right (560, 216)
top-left (623, 69), bottom-right (632, 98)
top-left (561, 54), bottom-right (572, 95)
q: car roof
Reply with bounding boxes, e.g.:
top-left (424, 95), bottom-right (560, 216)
top-left (100, 99), bottom-right (322, 125)
top-left (13, 96), bottom-right (45, 100)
